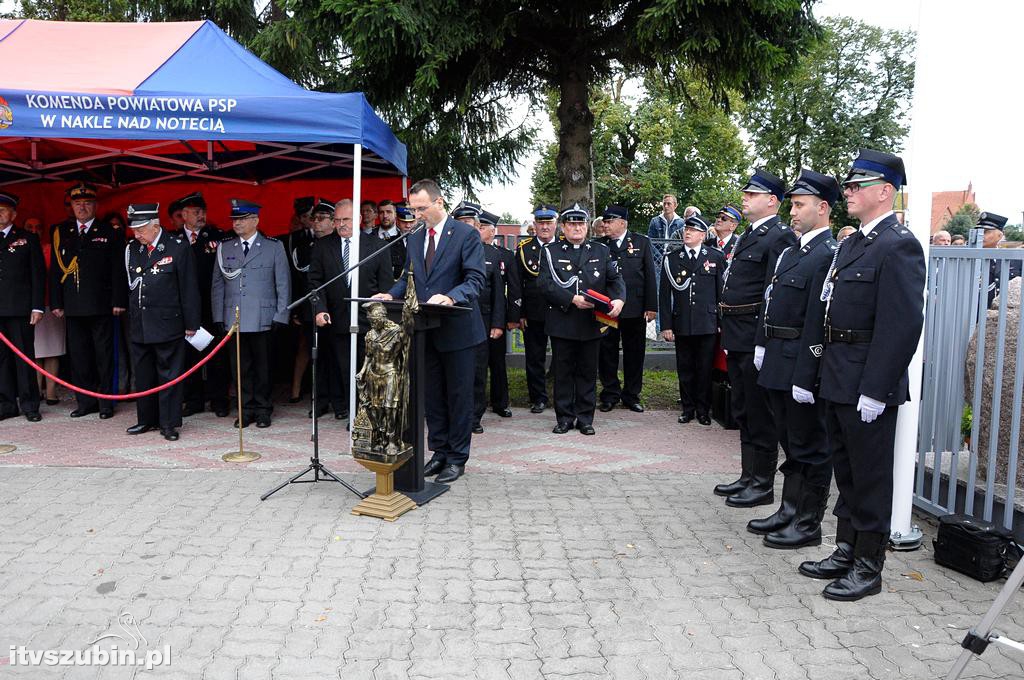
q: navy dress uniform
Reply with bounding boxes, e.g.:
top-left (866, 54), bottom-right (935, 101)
top-left (800, 150), bottom-right (925, 601)
top-left (489, 217), bottom-right (520, 417)
top-left (978, 212), bottom-right (1022, 309)
top-left (49, 182), bottom-right (128, 418)
top-left (471, 214), bottom-right (507, 433)
top-left (177, 191), bottom-right (230, 417)
top-left (539, 204), bottom-right (626, 435)
top-left (751, 170), bottom-right (840, 549)
top-left (517, 205), bottom-right (561, 411)
top-left (123, 205), bottom-right (201, 440)
top-left (706, 206), bottom-right (742, 259)
top-left (715, 169), bottom-right (797, 507)
top-left (597, 205), bottom-right (657, 413)
top-left (211, 200), bottom-right (291, 428)
top-left (0, 191), bottom-right (46, 421)
top-left (659, 216), bottom-right (725, 424)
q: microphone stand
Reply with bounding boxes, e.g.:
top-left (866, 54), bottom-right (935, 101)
top-left (261, 222), bottom-right (425, 502)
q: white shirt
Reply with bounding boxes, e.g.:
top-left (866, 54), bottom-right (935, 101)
top-left (614, 232), bottom-right (627, 249)
top-left (749, 215), bottom-right (775, 231)
top-left (240, 233), bottom-right (257, 252)
top-left (686, 246), bottom-right (699, 259)
top-left (184, 226), bottom-right (201, 243)
top-left (859, 210), bottom-right (895, 237)
top-left (717, 233), bottom-right (735, 247)
top-left (800, 226), bottom-right (830, 248)
top-left (149, 229), bottom-right (163, 250)
top-left (1, 226), bottom-right (10, 239)
top-left (423, 219), bottom-right (445, 258)
top-left (78, 217), bottom-right (95, 233)
top-left (377, 225), bottom-right (398, 239)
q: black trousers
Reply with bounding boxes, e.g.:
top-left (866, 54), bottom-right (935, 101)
top-left (551, 336), bottom-right (601, 427)
top-left (726, 351), bottom-right (779, 460)
top-left (767, 388), bottom-right (831, 486)
top-left (322, 331), bottom-right (351, 415)
top-left (827, 400), bottom-right (899, 534)
top-left (424, 340), bottom-right (478, 467)
top-left (488, 335), bottom-right (509, 411)
top-left (67, 315), bottom-right (115, 412)
top-left (673, 333), bottom-right (716, 417)
top-left (230, 331), bottom-right (272, 417)
top-left (523, 318), bottom-right (549, 405)
top-left (598, 316), bottom-right (647, 406)
top-left (132, 338), bottom-right (186, 429)
top-left (183, 329), bottom-right (228, 411)
top-left (473, 339), bottom-right (489, 424)
top-left (0, 316), bottom-right (39, 415)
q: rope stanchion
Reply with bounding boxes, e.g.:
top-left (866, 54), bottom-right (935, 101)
top-left (0, 323), bottom-right (237, 401)
top-left (223, 307), bottom-right (260, 463)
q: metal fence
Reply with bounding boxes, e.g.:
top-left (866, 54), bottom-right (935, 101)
top-left (916, 247), bottom-right (1024, 536)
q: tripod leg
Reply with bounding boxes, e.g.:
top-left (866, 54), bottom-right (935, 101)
top-left (946, 557), bottom-right (1024, 679)
top-left (314, 462), bottom-right (368, 498)
top-left (260, 464), bottom-right (316, 501)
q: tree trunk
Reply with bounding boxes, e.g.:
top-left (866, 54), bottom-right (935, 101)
top-left (556, 62), bottom-right (594, 213)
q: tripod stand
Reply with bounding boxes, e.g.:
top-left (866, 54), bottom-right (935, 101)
top-left (261, 289), bottom-right (365, 501)
top-left (946, 554), bottom-right (1024, 678)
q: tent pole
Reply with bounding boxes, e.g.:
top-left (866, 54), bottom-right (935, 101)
top-left (402, 176), bottom-right (408, 198)
top-left (349, 144), bottom-right (363, 437)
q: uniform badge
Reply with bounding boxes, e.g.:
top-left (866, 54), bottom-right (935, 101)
top-left (704, 261), bottom-right (713, 272)
top-left (676, 276), bottom-right (683, 283)
top-left (810, 344), bottom-right (824, 357)
top-left (681, 270), bottom-right (687, 276)
top-left (135, 267), bottom-right (142, 273)
top-left (157, 256), bottom-right (173, 265)
top-left (566, 265), bottom-right (573, 271)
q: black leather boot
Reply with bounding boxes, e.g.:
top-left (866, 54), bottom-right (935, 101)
top-left (764, 481), bottom-right (829, 549)
top-left (725, 451), bottom-right (777, 508)
top-left (822, 530), bottom-right (888, 601)
top-left (747, 470), bottom-right (802, 535)
top-left (799, 517), bottom-right (854, 579)
top-left (714, 446), bottom-right (754, 497)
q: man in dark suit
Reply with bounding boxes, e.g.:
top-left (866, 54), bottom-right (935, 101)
top-left (799, 150), bottom-right (925, 601)
top-left (714, 169), bottom-right (798, 508)
top-left (307, 199), bottom-right (394, 420)
top-left (977, 212), bottom-right (1023, 308)
top-left (750, 169), bottom-right (840, 550)
top-left (178, 191), bottom-right (230, 417)
top-left (123, 204), bottom-right (201, 441)
top-left (516, 205), bottom-right (560, 412)
top-left (597, 205), bottom-right (657, 413)
top-left (373, 179), bottom-right (485, 484)
top-left (489, 214), bottom-right (520, 418)
top-left (540, 204), bottom-right (626, 436)
top-left (706, 205), bottom-right (742, 260)
top-left (0, 192), bottom-right (45, 421)
top-left (50, 182), bottom-right (128, 419)
top-left (659, 215), bottom-right (725, 426)
top-left (287, 197), bottom-right (317, 406)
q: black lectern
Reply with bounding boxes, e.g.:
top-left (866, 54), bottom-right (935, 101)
top-left (346, 298), bottom-right (471, 506)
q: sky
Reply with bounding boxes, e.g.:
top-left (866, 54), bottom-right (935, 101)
top-left (476, 0), bottom-right (1024, 226)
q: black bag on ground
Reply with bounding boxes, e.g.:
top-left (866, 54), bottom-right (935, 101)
top-left (932, 513), bottom-right (1021, 582)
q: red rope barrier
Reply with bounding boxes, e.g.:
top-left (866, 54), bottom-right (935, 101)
top-left (0, 325), bottom-right (237, 401)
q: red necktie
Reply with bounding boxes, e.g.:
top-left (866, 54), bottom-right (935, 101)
top-left (718, 239), bottom-right (724, 248)
top-left (425, 228), bottom-right (436, 270)
top-left (79, 223), bottom-right (87, 234)
top-left (147, 245), bottom-right (155, 255)
top-left (189, 231), bottom-right (197, 245)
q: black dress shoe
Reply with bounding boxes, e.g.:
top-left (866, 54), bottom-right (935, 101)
top-left (214, 408), bottom-right (229, 417)
top-left (46, 399), bottom-right (60, 406)
top-left (335, 411), bottom-right (349, 420)
top-left (530, 401), bottom-right (547, 414)
top-left (126, 423), bottom-right (156, 435)
top-left (598, 401), bottom-right (615, 412)
top-left (678, 412), bottom-right (694, 424)
top-left (472, 423), bottom-right (484, 434)
top-left (24, 412), bottom-right (41, 422)
top-left (181, 404), bottom-right (203, 417)
top-left (233, 417), bottom-right (249, 429)
top-left (256, 415), bottom-right (272, 428)
top-left (287, 395), bottom-right (302, 404)
top-left (552, 422), bottom-right (572, 434)
top-left (435, 464), bottom-right (464, 484)
top-left (70, 407), bottom-right (98, 418)
top-left (99, 410), bottom-right (113, 420)
top-left (423, 458), bottom-right (445, 476)
top-left (161, 428), bottom-right (179, 441)
top-left (494, 408), bottom-right (512, 418)
top-left (625, 403), bottom-right (644, 413)
top-left (697, 414), bottom-right (712, 426)
top-left (577, 423), bottom-right (596, 435)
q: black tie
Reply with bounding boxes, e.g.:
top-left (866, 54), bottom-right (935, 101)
top-left (243, 241), bottom-right (250, 257)
top-left (689, 249), bottom-right (697, 265)
top-left (425, 228), bottom-right (436, 271)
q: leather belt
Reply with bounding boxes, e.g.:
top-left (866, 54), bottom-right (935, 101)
top-left (719, 302), bottom-right (762, 316)
top-left (765, 325), bottom-right (800, 340)
top-left (826, 326), bottom-right (873, 343)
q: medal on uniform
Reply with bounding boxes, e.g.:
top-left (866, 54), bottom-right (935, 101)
top-left (681, 270), bottom-right (686, 276)
top-left (676, 276), bottom-right (682, 283)
top-left (135, 267), bottom-right (142, 273)
top-left (566, 264), bottom-right (573, 271)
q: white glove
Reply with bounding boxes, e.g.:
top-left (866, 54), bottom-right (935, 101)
top-left (753, 345), bottom-right (765, 371)
top-left (856, 394), bottom-right (886, 423)
top-left (792, 385), bottom-right (815, 404)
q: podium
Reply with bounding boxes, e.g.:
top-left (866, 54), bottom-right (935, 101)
top-left (346, 298), bottom-right (471, 506)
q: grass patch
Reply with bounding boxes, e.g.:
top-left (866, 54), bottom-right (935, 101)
top-left (505, 367), bottom-right (680, 411)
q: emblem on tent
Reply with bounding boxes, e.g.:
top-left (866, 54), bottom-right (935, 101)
top-left (0, 97), bottom-right (12, 129)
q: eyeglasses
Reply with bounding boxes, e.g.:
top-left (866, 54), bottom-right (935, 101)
top-left (843, 180), bottom-right (884, 194)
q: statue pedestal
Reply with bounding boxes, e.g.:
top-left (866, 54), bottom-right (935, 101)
top-left (351, 457), bottom-right (417, 521)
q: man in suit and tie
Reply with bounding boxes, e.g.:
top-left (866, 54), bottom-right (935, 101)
top-left (123, 203), bottom-right (201, 441)
top-left (714, 169), bottom-right (798, 508)
top-left (707, 206), bottom-right (742, 260)
top-left (660, 215), bottom-right (725, 426)
top-left (307, 198), bottom-right (393, 420)
top-left (372, 179), bottom-right (485, 484)
top-left (750, 169), bottom-right (840, 550)
top-left (799, 150), bottom-right (925, 601)
top-left (0, 191), bottom-right (45, 422)
top-left (211, 199), bottom-right (291, 429)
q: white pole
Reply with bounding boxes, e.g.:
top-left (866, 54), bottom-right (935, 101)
top-left (349, 143), bottom-right (362, 430)
top-left (890, 0), bottom-right (935, 549)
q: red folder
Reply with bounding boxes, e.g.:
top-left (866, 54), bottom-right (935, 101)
top-left (584, 289), bottom-right (618, 329)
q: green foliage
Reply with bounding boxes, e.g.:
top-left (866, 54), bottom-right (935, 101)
top-left (944, 203), bottom-right (981, 238)
top-left (740, 17), bottom-right (915, 227)
top-left (1004, 227), bottom-right (1024, 243)
top-left (962, 404), bottom-right (972, 442)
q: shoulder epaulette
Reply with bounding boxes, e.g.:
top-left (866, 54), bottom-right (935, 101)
top-left (517, 237), bottom-right (534, 249)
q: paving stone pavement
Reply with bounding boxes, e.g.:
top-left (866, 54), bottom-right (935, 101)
top-left (0, 405), bottom-right (1022, 679)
